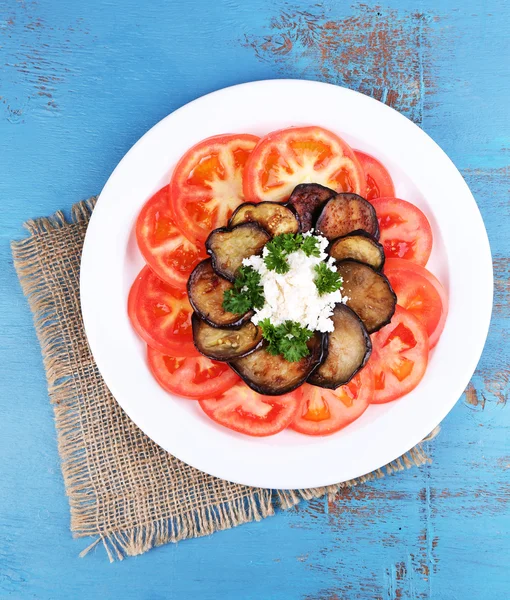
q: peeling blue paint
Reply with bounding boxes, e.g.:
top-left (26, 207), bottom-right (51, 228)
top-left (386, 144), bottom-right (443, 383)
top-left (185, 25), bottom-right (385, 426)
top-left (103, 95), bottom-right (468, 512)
top-left (0, 0), bottom-right (508, 598)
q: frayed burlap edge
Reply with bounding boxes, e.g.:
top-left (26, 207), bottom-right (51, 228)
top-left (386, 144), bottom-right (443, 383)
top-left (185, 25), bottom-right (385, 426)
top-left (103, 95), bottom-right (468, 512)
top-left (11, 200), bottom-right (439, 561)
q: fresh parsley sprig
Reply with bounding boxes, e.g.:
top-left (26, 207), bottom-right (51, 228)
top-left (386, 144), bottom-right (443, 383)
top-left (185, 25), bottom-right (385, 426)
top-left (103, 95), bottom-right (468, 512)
top-left (263, 244), bottom-right (289, 274)
top-left (314, 263), bottom-right (343, 296)
top-left (263, 233), bottom-right (321, 273)
top-left (222, 266), bottom-right (264, 314)
top-left (301, 234), bottom-right (321, 258)
top-left (259, 319), bottom-right (314, 362)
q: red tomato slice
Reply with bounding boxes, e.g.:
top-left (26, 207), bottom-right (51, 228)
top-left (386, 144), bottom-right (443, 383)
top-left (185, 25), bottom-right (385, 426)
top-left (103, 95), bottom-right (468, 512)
top-left (289, 366), bottom-right (374, 436)
top-left (133, 267), bottom-right (198, 357)
top-left (354, 151), bottom-right (395, 200)
top-left (243, 126), bottom-right (366, 203)
top-left (199, 381), bottom-right (302, 437)
top-left (370, 306), bottom-right (429, 404)
top-left (370, 197), bottom-right (433, 266)
top-left (148, 346), bottom-right (239, 399)
top-left (169, 134), bottom-right (260, 245)
top-left (384, 258), bottom-right (448, 349)
top-left (136, 186), bottom-right (206, 289)
top-left (128, 266), bottom-right (186, 355)
top-left (128, 267), bottom-right (148, 339)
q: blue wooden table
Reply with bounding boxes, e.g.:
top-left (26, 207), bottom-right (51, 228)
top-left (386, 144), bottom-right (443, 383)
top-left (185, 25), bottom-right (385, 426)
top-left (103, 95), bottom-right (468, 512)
top-left (1, 1), bottom-right (508, 598)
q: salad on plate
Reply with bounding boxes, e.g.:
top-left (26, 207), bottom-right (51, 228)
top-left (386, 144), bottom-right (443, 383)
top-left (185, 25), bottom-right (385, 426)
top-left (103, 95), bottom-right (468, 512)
top-left (128, 126), bottom-right (448, 437)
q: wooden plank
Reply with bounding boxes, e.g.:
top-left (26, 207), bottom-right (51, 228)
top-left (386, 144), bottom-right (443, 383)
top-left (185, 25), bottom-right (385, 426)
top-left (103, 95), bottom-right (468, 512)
top-left (0, 0), bottom-right (508, 598)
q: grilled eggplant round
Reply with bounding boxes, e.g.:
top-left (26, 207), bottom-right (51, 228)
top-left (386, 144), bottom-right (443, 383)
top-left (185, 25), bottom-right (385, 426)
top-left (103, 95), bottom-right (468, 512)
top-left (286, 183), bottom-right (336, 232)
top-left (308, 304), bottom-right (371, 389)
top-left (329, 230), bottom-right (385, 270)
top-left (229, 332), bottom-right (327, 395)
top-left (187, 259), bottom-right (252, 328)
top-left (205, 222), bottom-right (270, 282)
top-left (229, 201), bottom-right (300, 236)
top-left (316, 193), bottom-right (379, 240)
top-left (336, 260), bottom-right (396, 333)
top-left (192, 313), bottom-right (263, 361)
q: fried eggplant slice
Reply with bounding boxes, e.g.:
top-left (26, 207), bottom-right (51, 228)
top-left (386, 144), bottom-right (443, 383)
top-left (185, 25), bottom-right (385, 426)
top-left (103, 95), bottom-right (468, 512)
top-left (192, 313), bottom-right (263, 361)
top-left (308, 304), bottom-right (371, 389)
top-left (329, 230), bottom-right (385, 270)
top-left (336, 260), bottom-right (396, 333)
top-left (316, 193), bottom-right (379, 240)
top-left (229, 202), bottom-right (300, 236)
top-left (187, 259), bottom-right (252, 328)
top-left (286, 183), bottom-right (336, 232)
top-left (230, 332), bottom-right (327, 395)
top-left (206, 222), bottom-right (270, 282)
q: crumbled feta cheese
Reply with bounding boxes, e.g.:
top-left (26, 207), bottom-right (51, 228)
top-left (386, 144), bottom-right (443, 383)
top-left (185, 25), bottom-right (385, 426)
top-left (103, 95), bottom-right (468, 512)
top-left (243, 233), bottom-right (345, 333)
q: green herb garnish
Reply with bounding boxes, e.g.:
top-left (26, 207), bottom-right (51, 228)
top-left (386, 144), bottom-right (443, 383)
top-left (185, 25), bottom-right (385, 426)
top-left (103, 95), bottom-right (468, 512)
top-left (263, 233), bottom-right (321, 273)
top-left (259, 319), bottom-right (314, 362)
top-left (300, 234), bottom-right (321, 257)
top-left (222, 266), bottom-right (264, 314)
top-left (263, 252), bottom-right (289, 274)
top-left (314, 263), bottom-right (343, 296)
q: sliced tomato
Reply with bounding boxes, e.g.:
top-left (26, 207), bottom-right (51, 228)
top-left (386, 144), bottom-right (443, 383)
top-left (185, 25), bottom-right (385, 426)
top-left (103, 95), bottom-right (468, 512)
top-left (148, 347), bottom-right (239, 399)
top-left (128, 266), bottom-right (184, 355)
top-left (243, 126), bottom-right (365, 203)
top-left (370, 306), bottom-right (429, 404)
top-left (289, 366), bottom-right (374, 436)
top-left (199, 381), bottom-right (302, 437)
top-left (354, 151), bottom-right (395, 200)
top-left (370, 197), bottom-right (433, 266)
top-left (136, 186), bottom-right (206, 289)
top-left (133, 267), bottom-right (198, 357)
top-left (384, 258), bottom-right (448, 349)
top-left (128, 267), bottom-right (148, 339)
top-left (169, 134), bottom-right (260, 245)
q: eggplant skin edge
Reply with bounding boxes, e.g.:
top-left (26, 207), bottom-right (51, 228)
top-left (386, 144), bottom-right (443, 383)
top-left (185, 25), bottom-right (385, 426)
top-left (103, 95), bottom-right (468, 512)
top-left (191, 313), bottom-right (264, 361)
top-left (285, 183), bottom-right (336, 232)
top-left (228, 201), bottom-right (302, 235)
top-left (336, 259), bottom-right (397, 334)
top-left (308, 305), bottom-right (372, 390)
top-left (187, 259), bottom-right (253, 329)
top-left (328, 229), bottom-right (385, 271)
top-left (228, 333), bottom-right (328, 396)
top-left (316, 193), bottom-right (380, 240)
top-left (205, 222), bottom-right (270, 283)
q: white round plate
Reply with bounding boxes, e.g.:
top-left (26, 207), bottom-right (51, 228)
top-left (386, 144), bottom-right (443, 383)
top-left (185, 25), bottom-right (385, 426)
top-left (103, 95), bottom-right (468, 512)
top-left (81, 80), bottom-right (492, 489)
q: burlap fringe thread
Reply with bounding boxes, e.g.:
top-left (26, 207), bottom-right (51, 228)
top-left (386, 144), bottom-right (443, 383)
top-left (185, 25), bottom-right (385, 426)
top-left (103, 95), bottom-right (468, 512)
top-left (12, 200), bottom-right (439, 561)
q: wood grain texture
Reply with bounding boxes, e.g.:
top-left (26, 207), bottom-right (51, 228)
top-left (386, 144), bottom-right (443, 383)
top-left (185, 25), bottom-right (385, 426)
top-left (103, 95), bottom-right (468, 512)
top-left (0, 0), bottom-right (508, 598)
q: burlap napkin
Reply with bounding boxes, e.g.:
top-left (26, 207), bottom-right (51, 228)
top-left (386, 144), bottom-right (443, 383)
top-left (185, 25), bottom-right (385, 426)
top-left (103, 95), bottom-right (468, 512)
top-left (11, 199), bottom-right (437, 561)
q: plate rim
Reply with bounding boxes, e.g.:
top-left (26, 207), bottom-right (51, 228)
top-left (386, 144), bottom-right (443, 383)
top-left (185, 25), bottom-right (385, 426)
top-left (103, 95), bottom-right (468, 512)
top-left (80, 79), bottom-right (493, 489)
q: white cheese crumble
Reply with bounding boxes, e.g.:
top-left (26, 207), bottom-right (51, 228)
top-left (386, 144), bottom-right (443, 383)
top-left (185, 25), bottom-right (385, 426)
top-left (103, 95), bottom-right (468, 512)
top-left (242, 233), bottom-right (347, 333)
